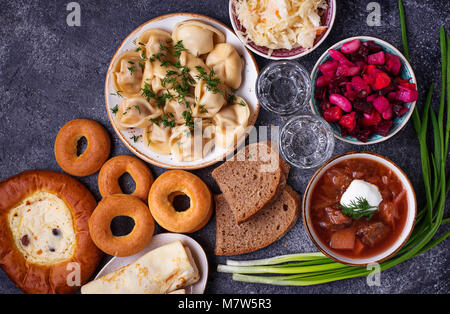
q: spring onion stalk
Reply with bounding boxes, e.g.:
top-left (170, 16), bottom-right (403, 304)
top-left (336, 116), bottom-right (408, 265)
top-left (217, 0), bottom-right (449, 286)
top-left (226, 252), bottom-right (326, 266)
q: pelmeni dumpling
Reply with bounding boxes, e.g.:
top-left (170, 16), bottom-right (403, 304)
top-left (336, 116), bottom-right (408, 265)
top-left (116, 96), bottom-right (162, 130)
top-left (169, 121), bottom-right (215, 162)
top-left (172, 20), bottom-right (226, 56)
top-left (137, 29), bottom-right (173, 60)
top-left (206, 43), bottom-right (243, 90)
top-left (143, 122), bottom-right (172, 155)
top-left (213, 97), bottom-right (250, 149)
top-left (179, 51), bottom-right (210, 83)
top-left (141, 59), bottom-right (179, 94)
top-left (164, 95), bottom-right (195, 124)
top-left (113, 51), bottom-right (144, 97)
top-left (193, 79), bottom-right (227, 118)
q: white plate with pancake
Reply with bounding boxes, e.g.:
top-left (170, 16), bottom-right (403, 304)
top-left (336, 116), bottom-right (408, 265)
top-left (105, 13), bottom-right (260, 170)
top-left (95, 233), bottom-right (209, 294)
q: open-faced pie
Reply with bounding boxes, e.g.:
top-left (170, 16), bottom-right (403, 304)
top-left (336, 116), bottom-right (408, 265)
top-left (0, 170), bottom-right (102, 294)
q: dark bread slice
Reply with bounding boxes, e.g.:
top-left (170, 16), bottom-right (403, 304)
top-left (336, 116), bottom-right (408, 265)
top-left (215, 185), bottom-right (301, 256)
top-left (212, 141), bottom-right (289, 224)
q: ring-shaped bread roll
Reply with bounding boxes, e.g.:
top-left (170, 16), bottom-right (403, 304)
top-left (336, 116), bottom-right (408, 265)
top-left (148, 170), bottom-right (212, 233)
top-left (98, 155), bottom-right (154, 202)
top-left (54, 119), bottom-right (111, 177)
top-left (88, 194), bottom-right (155, 257)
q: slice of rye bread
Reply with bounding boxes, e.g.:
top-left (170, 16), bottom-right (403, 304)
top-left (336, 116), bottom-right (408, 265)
top-left (215, 185), bottom-right (301, 256)
top-left (212, 141), bottom-right (290, 224)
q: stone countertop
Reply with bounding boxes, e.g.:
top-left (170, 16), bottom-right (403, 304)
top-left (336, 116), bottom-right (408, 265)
top-left (0, 0), bottom-right (448, 294)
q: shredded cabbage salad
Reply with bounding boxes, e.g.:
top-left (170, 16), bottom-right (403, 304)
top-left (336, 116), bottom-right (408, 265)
top-left (234, 0), bottom-right (328, 53)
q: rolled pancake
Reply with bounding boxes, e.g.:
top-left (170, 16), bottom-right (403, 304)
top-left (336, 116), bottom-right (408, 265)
top-left (81, 241), bottom-right (199, 294)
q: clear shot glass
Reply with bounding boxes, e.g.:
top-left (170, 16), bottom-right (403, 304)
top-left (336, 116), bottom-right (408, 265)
top-left (279, 115), bottom-right (335, 169)
top-left (256, 61), bottom-right (312, 115)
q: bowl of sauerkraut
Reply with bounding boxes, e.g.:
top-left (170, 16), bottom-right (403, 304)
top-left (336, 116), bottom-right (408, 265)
top-left (229, 0), bottom-right (336, 60)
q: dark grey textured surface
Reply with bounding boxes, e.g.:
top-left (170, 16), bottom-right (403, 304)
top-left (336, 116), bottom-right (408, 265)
top-left (0, 0), bottom-right (449, 294)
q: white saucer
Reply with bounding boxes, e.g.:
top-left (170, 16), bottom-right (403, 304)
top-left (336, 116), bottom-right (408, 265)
top-left (94, 233), bottom-right (209, 294)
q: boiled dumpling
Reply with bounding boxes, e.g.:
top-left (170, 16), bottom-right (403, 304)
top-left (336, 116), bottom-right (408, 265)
top-left (206, 43), bottom-right (243, 90)
top-left (113, 51), bottom-right (144, 97)
top-left (143, 122), bottom-right (172, 155)
top-left (137, 29), bottom-right (174, 60)
top-left (193, 79), bottom-right (227, 118)
top-left (115, 96), bottom-right (162, 130)
top-left (141, 59), bottom-right (180, 94)
top-left (172, 20), bottom-right (225, 56)
top-left (164, 96), bottom-right (195, 124)
top-left (213, 96), bottom-right (250, 149)
top-left (179, 51), bottom-right (210, 83)
top-left (169, 122), bottom-right (215, 162)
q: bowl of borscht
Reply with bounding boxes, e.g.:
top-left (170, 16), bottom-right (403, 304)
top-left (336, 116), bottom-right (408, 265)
top-left (302, 152), bottom-right (416, 266)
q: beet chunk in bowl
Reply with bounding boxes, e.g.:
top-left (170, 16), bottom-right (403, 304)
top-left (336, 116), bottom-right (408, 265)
top-left (310, 36), bottom-right (418, 145)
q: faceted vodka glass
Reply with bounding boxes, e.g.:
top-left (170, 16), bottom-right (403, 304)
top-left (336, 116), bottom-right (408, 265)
top-left (279, 115), bottom-right (335, 169)
top-left (256, 61), bottom-right (312, 115)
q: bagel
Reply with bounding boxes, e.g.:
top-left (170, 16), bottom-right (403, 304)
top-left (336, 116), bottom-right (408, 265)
top-left (148, 170), bottom-right (212, 233)
top-left (89, 194), bottom-right (154, 257)
top-left (98, 155), bottom-right (153, 202)
top-left (54, 119), bottom-right (111, 177)
top-left (0, 170), bottom-right (102, 294)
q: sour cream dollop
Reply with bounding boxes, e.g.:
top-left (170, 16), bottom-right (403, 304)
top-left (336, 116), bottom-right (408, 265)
top-left (340, 180), bottom-right (383, 209)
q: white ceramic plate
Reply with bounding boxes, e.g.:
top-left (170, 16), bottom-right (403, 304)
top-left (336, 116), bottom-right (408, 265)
top-left (105, 13), bottom-right (260, 170)
top-left (94, 233), bottom-right (209, 294)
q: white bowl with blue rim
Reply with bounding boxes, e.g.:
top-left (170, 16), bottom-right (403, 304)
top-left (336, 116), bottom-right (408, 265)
top-left (310, 36), bottom-right (417, 145)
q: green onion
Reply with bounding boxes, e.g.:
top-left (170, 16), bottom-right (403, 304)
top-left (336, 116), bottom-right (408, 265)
top-left (217, 0), bottom-right (449, 286)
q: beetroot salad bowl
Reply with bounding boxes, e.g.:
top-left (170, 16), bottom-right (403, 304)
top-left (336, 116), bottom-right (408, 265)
top-left (310, 36), bottom-right (418, 145)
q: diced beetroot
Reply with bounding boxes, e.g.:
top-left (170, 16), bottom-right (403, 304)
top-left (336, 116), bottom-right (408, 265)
top-left (341, 39), bottom-right (361, 54)
top-left (373, 96), bottom-right (390, 113)
top-left (387, 91), bottom-right (397, 101)
top-left (323, 106), bottom-right (343, 123)
top-left (344, 84), bottom-right (357, 101)
top-left (330, 94), bottom-right (352, 112)
top-left (319, 60), bottom-right (339, 74)
top-left (362, 40), bottom-right (383, 53)
top-left (368, 51), bottom-right (385, 65)
top-left (362, 65), bottom-right (381, 84)
top-left (361, 111), bottom-right (382, 127)
top-left (336, 63), bottom-right (361, 77)
top-left (382, 106), bottom-right (394, 120)
top-left (374, 72), bottom-right (391, 90)
top-left (353, 99), bottom-right (373, 114)
top-left (366, 94), bottom-right (378, 102)
top-left (330, 228), bottom-right (356, 250)
top-left (316, 75), bottom-right (331, 87)
top-left (396, 85), bottom-right (418, 102)
top-left (395, 77), bottom-right (417, 90)
top-left (356, 129), bottom-right (371, 143)
top-left (351, 76), bottom-right (371, 98)
top-left (393, 103), bottom-right (409, 117)
top-left (375, 119), bottom-right (393, 136)
top-left (329, 49), bottom-right (354, 66)
top-left (339, 112), bottom-right (357, 131)
top-left (385, 53), bottom-right (402, 75)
